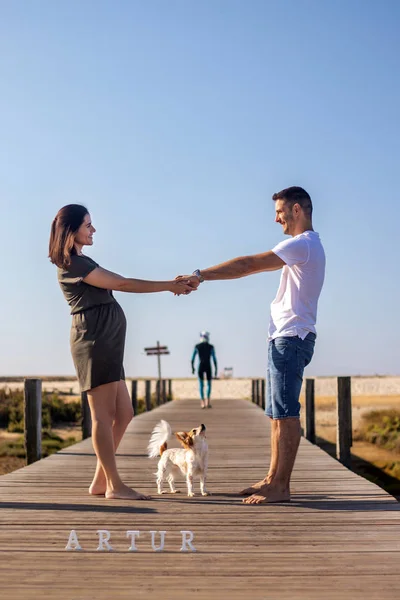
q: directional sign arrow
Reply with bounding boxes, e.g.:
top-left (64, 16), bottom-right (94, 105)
top-left (144, 346), bottom-right (168, 352)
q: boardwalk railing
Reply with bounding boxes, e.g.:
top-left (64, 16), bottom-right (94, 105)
top-left (24, 378), bottom-right (42, 465)
top-left (251, 378), bottom-right (265, 409)
top-left (23, 377), bottom-right (173, 464)
top-left (251, 375), bottom-right (353, 467)
top-left (24, 375), bottom-right (352, 467)
top-left (305, 375), bottom-right (353, 467)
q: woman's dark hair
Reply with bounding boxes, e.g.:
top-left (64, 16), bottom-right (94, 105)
top-left (48, 204), bottom-right (89, 269)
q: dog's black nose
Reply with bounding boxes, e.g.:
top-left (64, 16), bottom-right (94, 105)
top-left (201, 424), bottom-right (206, 431)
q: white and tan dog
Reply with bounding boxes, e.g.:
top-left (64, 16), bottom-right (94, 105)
top-left (147, 420), bottom-right (209, 497)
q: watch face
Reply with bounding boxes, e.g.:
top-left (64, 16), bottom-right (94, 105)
top-left (193, 269), bottom-right (203, 282)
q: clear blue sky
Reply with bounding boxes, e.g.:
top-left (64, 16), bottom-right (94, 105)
top-left (1, 0), bottom-right (399, 378)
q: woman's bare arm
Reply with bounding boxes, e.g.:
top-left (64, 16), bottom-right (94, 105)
top-left (83, 267), bottom-right (194, 295)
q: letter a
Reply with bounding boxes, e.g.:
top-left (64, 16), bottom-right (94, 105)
top-left (65, 530), bottom-right (82, 551)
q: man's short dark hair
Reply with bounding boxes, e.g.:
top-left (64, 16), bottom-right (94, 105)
top-left (272, 186), bottom-right (313, 218)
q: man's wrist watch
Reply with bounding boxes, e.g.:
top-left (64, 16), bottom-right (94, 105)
top-left (192, 269), bottom-right (204, 283)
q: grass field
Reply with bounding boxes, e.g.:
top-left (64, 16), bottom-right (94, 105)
top-left (0, 425), bottom-right (82, 475)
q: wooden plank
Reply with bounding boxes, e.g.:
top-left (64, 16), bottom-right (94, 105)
top-left (156, 379), bottom-right (161, 406)
top-left (251, 379), bottom-right (256, 403)
top-left (145, 380), bottom-right (151, 411)
top-left (131, 379), bottom-right (138, 415)
top-left (24, 378), bottom-right (42, 464)
top-left (255, 379), bottom-right (260, 406)
top-left (1, 397), bottom-right (399, 600)
top-left (337, 376), bottom-right (352, 466)
top-left (260, 378), bottom-right (265, 411)
top-left (305, 378), bottom-right (315, 443)
top-left (81, 391), bottom-right (91, 440)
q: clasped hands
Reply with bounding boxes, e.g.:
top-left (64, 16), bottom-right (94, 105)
top-left (172, 274), bottom-right (200, 296)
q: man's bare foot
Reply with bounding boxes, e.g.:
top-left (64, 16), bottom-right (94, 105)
top-left (239, 477), bottom-right (270, 495)
top-left (242, 484), bottom-right (290, 504)
top-left (105, 484), bottom-right (151, 500)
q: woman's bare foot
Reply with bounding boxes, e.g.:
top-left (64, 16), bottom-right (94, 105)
top-left (89, 484), bottom-right (106, 496)
top-left (105, 484), bottom-right (151, 500)
top-left (242, 484), bottom-right (290, 504)
top-left (89, 471), bottom-right (107, 496)
top-left (239, 477), bottom-right (270, 495)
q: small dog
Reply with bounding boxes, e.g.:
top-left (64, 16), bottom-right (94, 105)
top-left (147, 420), bottom-right (209, 497)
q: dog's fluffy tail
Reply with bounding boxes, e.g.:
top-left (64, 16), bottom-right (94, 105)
top-left (148, 420), bottom-right (172, 458)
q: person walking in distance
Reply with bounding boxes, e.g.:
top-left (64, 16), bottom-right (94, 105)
top-left (191, 331), bottom-right (218, 409)
top-left (177, 187), bottom-right (325, 503)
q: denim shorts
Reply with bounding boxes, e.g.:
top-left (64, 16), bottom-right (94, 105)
top-left (265, 333), bottom-right (316, 419)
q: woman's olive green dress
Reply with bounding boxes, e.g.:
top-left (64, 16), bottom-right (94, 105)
top-left (57, 254), bottom-right (126, 392)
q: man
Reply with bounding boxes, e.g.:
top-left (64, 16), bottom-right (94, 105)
top-left (179, 186), bottom-right (325, 504)
top-left (191, 331), bottom-right (218, 409)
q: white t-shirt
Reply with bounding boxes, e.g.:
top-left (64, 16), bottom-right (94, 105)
top-left (268, 231), bottom-right (325, 341)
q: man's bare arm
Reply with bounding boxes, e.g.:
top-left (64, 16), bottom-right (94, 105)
top-left (200, 251), bottom-right (285, 281)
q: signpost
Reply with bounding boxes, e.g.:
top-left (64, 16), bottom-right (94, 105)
top-left (144, 341), bottom-right (170, 381)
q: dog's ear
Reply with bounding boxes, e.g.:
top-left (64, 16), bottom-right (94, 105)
top-left (175, 431), bottom-right (194, 449)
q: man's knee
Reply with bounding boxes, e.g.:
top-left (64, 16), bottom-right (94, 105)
top-left (275, 417), bottom-right (301, 434)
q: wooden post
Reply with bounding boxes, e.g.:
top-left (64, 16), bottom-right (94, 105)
top-left (131, 380), bottom-right (138, 415)
top-left (305, 378), bottom-right (315, 444)
top-left (156, 341), bottom-right (162, 380)
top-left (260, 379), bottom-right (266, 410)
top-left (337, 376), bottom-right (352, 467)
top-left (145, 380), bottom-right (152, 411)
top-left (255, 379), bottom-right (260, 406)
top-left (81, 391), bottom-right (92, 440)
top-left (24, 378), bottom-right (42, 465)
top-left (251, 379), bottom-right (256, 403)
top-left (161, 379), bottom-right (167, 404)
top-left (167, 379), bottom-right (172, 401)
top-left (156, 379), bottom-right (161, 406)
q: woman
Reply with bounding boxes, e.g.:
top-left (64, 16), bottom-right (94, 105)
top-left (49, 204), bottom-right (193, 500)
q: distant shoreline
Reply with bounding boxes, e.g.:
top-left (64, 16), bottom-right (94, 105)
top-left (2, 375), bottom-right (400, 398)
top-left (1, 374), bottom-right (399, 382)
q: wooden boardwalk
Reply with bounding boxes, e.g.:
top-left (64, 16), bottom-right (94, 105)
top-left (1, 398), bottom-right (400, 599)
